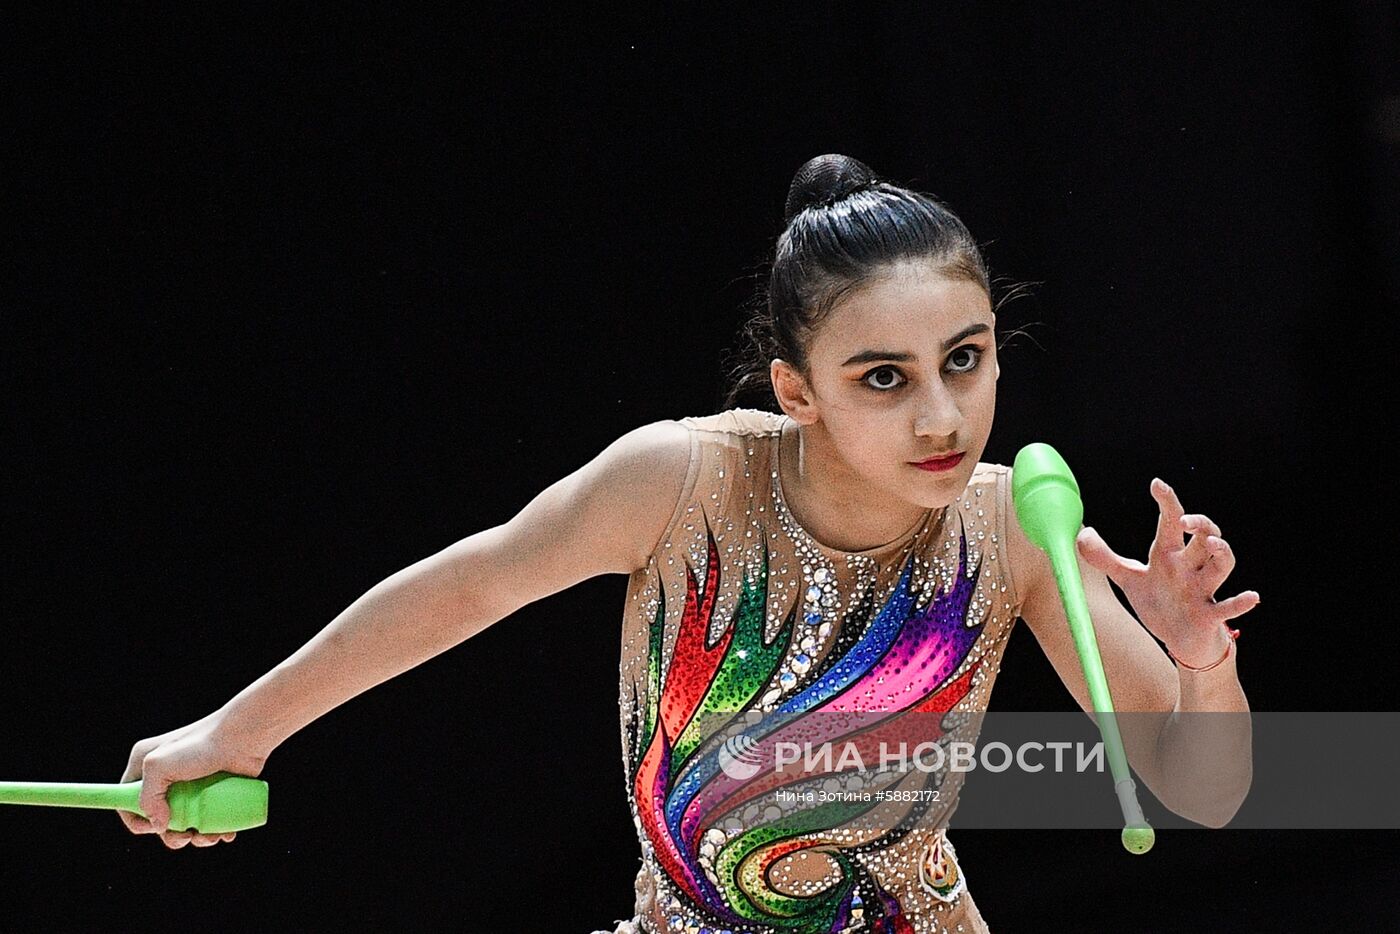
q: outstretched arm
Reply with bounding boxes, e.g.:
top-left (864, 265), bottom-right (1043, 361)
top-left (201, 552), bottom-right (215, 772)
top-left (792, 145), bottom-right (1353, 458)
top-left (131, 419), bottom-right (692, 840)
top-left (215, 419), bottom-right (693, 756)
top-left (1008, 474), bottom-right (1258, 827)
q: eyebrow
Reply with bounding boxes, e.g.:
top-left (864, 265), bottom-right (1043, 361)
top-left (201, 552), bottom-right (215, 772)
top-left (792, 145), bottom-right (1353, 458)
top-left (839, 323), bottom-right (992, 367)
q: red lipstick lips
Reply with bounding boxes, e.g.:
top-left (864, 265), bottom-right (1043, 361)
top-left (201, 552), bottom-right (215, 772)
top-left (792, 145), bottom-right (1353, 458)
top-left (911, 452), bottom-right (965, 472)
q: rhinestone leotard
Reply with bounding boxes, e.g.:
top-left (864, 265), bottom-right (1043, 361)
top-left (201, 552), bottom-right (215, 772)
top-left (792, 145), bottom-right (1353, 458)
top-left (613, 409), bottom-right (1023, 934)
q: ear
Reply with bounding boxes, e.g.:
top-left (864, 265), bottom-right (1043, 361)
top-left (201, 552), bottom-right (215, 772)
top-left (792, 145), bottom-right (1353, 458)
top-left (770, 358), bottom-right (818, 425)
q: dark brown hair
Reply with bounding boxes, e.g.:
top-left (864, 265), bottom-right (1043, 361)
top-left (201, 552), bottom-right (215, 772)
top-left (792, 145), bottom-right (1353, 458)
top-left (720, 154), bottom-right (999, 411)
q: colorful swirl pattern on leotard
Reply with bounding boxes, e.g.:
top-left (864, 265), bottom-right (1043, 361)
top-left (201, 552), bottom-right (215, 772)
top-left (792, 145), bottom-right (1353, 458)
top-left (626, 513), bottom-right (985, 934)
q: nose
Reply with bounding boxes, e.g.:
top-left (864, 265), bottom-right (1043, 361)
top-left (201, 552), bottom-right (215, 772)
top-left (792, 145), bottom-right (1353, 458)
top-left (912, 377), bottom-right (964, 440)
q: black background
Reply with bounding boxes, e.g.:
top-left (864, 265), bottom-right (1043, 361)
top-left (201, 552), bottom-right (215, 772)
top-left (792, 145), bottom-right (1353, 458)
top-left (5, 4), bottom-right (1399, 931)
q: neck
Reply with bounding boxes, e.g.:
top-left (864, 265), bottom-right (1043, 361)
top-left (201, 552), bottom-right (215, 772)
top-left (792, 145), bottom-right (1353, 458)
top-left (779, 416), bottom-right (933, 553)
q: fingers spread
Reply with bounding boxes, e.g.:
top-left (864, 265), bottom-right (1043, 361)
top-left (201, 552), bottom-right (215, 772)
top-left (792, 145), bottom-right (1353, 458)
top-left (1181, 529), bottom-right (1211, 569)
top-left (1213, 591), bottom-right (1261, 621)
top-left (1199, 536), bottom-right (1237, 591)
top-left (1180, 514), bottom-right (1226, 574)
top-left (1077, 527), bottom-right (1147, 580)
top-left (1150, 479), bottom-right (1187, 555)
top-left (1180, 513), bottom-right (1222, 538)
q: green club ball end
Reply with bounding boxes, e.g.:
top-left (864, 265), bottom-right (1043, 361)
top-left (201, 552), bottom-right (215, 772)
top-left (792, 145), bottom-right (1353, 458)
top-left (1121, 824), bottom-right (1155, 855)
top-left (165, 773), bottom-right (269, 834)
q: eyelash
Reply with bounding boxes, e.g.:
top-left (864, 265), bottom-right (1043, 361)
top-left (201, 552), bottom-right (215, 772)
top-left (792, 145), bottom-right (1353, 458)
top-left (861, 347), bottom-right (983, 391)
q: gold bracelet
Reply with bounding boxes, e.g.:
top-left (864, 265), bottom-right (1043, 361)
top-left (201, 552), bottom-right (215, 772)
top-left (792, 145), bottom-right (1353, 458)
top-left (1167, 626), bottom-right (1239, 672)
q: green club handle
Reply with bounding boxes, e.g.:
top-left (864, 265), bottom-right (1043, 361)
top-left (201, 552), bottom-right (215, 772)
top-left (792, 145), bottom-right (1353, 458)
top-left (1012, 442), bottom-right (1154, 855)
top-left (0, 771), bottom-right (268, 834)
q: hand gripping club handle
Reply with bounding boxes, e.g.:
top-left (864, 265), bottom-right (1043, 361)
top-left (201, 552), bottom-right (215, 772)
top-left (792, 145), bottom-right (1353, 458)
top-left (1011, 442), bottom-right (1154, 855)
top-left (0, 771), bottom-right (268, 834)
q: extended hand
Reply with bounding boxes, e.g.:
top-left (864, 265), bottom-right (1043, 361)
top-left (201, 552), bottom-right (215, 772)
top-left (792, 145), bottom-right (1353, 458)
top-left (1075, 477), bottom-right (1261, 668)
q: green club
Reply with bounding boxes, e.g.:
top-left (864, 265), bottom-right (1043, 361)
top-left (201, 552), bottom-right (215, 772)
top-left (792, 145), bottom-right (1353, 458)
top-left (1012, 442), bottom-right (1154, 855)
top-left (0, 771), bottom-right (268, 834)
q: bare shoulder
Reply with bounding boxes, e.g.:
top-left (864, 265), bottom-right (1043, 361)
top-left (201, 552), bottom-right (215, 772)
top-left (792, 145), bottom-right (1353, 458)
top-left (468, 419), bottom-right (696, 621)
top-left (587, 420), bottom-right (694, 544)
top-left (503, 419), bottom-right (694, 576)
top-left (590, 419), bottom-right (694, 504)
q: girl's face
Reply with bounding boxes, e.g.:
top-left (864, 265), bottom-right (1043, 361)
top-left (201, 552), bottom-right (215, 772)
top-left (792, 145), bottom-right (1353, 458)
top-left (775, 264), bottom-right (998, 510)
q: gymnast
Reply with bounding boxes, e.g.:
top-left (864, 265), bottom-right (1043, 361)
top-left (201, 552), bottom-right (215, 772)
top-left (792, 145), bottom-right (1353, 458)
top-left (119, 153), bottom-right (1258, 933)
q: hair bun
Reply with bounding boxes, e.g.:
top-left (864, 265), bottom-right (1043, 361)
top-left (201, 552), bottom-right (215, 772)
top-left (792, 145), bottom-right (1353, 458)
top-left (783, 154), bottom-right (880, 224)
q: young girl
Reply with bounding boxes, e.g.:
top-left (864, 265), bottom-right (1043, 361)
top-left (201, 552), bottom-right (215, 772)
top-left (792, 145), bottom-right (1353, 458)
top-left (120, 154), bottom-right (1258, 933)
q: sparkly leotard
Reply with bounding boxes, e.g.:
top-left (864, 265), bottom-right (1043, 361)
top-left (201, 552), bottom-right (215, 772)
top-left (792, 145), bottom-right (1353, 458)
top-left (610, 409), bottom-right (1023, 934)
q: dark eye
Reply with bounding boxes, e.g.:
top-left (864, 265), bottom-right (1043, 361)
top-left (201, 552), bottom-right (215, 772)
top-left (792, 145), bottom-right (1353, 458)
top-left (862, 366), bottom-right (907, 391)
top-left (946, 346), bottom-right (982, 373)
